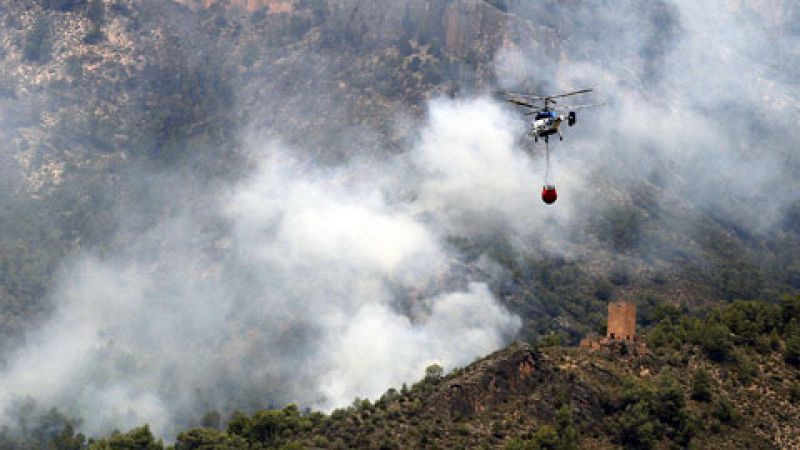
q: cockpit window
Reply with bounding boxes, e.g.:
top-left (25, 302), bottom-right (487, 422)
top-left (535, 111), bottom-right (556, 120)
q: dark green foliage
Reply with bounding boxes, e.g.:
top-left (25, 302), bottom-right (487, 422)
top-left (24, 17), bottom-right (52, 63)
top-left (229, 404), bottom-right (312, 446)
top-left (647, 299), bottom-right (800, 369)
top-left (721, 301), bottom-right (780, 346)
top-left (790, 383), bottom-right (800, 403)
top-left (554, 405), bottom-right (579, 450)
top-left (617, 400), bottom-right (657, 449)
top-left (614, 373), bottom-right (692, 448)
top-left (226, 411), bottom-right (250, 436)
top-left (530, 425), bottom-right (558, 449)
top-left (712, 395), bottom-right (740, 425)
top-left (425, 363), bottom-right (444, 381)
top-left (784, 325), bottom-right (800, 366)
top-left (652, 374), bottom-right (688, 432)
top-left (713, 262), bottom-right (764, 301)
top-left (88, 425), bottom-right (163, 450)
top-left (539, 332), bottom-right (562, 348)
top-left (781, 295), bottom-right (800, 326)
top-left (593, 279), bottom-right (613, 301)
top-left (697, 321), bottom-right (733, 362)
top-left (645, 319), bottom-right (681, 349)
top-left (504, 425), bottom-right (559, 450)
top-left (732, 350), bottom-right (758, 384)
top-left (691, 368), bottom-right (713, 402)
top-left (174, 427), bottom-right (247, 449)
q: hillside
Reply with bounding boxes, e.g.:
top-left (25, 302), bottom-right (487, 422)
top-left (11, 296), bottom-right (800, 449)
top-left (0, 0), bottom-right (798, 445)
top-left (164, 297), bottom-right (800, 449)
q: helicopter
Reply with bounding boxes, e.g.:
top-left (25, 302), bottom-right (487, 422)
top-left (501, 88), bottom-right (600, 205)
top-left (503, 88), bottom-right (598, 143)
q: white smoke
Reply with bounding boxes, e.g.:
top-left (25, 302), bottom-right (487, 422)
top-left (0, 98), bottom-right (526, 437)
top-left (494, 0), bottom-right (800, 236)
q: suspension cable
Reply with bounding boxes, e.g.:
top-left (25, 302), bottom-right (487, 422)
top-left (544, 139), bottom-right (552, 186)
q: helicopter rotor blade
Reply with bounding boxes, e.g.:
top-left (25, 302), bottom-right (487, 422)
top-left (503, 88), bottom-right (593, 103)
top-left (506, 96), bottom-right (536, 108)
top-left (546, 88), bottom-right (593, 100)
top-left (553, 102), bottom-right (605, 111)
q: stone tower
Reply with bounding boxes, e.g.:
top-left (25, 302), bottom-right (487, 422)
top-left (606, 301), bottom-right (636, 341)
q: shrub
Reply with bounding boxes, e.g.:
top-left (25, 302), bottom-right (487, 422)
top-left (617, 401), bottom-right (657, 449)
top-left (790, 383), bottom-right (800, 403)
top-left (784, 327), bottom-right (800, 366)
top-left (539, 332), bottom-right (562, 348)
top-left (733, 351), bottom-right (758, 385)
top-left (531, 425), bottom-right (558, 449)
top-left (425, 363), bottom-right (444, 381)
top-left (690, 368), bottom-right (713, 402)
top-left (698, 322), bottom-right (732, 362)
top-left (88, 425), bottom-right (163, 450)
top-left (712, 395), bottom-right (740, 424)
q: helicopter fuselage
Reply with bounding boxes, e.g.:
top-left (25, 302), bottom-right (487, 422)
top-left (529, 111), bottom-right (565, 140)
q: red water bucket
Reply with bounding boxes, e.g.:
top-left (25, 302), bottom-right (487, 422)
top-left (541, 185), bottom-right (557, 204)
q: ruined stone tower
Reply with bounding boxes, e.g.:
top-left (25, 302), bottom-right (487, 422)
top-left (580, 300), bottom-right (645, 354)
top-left (607, 300), bottom-right (636, 341)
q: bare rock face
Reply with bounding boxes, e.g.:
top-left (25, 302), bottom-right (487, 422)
top-left (177, 0), bottom-right (294, 13)
top-left (443, 0), bottom-right (507, 57)
top-left (427, 343), bottom-right (558, 421)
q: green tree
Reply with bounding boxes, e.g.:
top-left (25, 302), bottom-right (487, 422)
top-left (425, 363), bottom-right (444, 381)
top-left (790, 383), bottom-right (800, 403)
top-left (531, 424), bottom-right (559, 450)
top-left (88, 425), bottom-right (163, 450)
top-left (784, 326), bottom-right (800, 366)
top-left (712, 395), bottom-right (740, 424)
top-left (555, 405), bottom-right (579, 450)
top-left (781, 295), bottom-right (800, 326)
top-left (226, 411), bottom-right (250, 437)
top-left (174, 428), bottom-right (247, 449)
top-left (690, 368), bottom-right (712, 402)
top-left (652, 374), bottom-right (687, 431)
top-left (617, 401), bottom-right (657, 450)
top-left (698, 321), bottom-right (732, 362)
top-left (239, 404), bottom-right (311, 446)
top-left (539, 332), bottom-right (562, 348)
